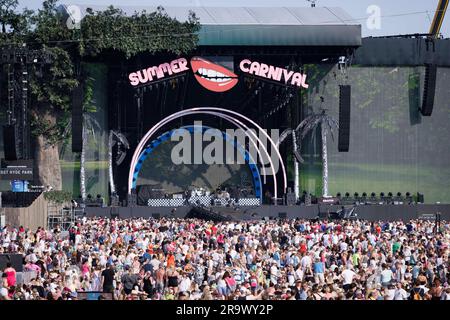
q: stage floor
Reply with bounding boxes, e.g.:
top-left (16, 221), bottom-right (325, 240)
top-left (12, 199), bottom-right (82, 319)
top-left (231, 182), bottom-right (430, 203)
top-left (84, 204), bottom-right (450, 221)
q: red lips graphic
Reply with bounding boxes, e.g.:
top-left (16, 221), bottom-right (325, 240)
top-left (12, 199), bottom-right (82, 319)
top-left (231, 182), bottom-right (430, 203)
top-left (190, 57), bottom-right (239, 93)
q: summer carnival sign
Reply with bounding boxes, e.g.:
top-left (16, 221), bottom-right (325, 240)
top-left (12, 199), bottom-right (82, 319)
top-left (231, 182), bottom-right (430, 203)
top-left (128, 57), bottom-right (309, 93)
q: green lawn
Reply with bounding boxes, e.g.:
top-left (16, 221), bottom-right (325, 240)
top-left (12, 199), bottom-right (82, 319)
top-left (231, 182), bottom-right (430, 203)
top-left (298, 162), bottom-right (450, 203)
top-left (60, 160), bottom-right (109, 170)
top-left (60, 160), bottom-right (109, 200)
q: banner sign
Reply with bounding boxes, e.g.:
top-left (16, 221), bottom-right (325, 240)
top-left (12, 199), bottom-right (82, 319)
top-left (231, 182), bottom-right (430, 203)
top-left (128, 56), bottom-right (309, 92)
top-left (11, 180), bottom-right (29, 192)
top-left (239, 59), bottom-right (309, 88)
top-left (0, 159), bottom-right (34, 180)
top-left (128, 58), bottom-right (189, 87)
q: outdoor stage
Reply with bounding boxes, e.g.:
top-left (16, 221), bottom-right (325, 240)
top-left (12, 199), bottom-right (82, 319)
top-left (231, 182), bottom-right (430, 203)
top-left (84, 204), bottom-right (450, 222)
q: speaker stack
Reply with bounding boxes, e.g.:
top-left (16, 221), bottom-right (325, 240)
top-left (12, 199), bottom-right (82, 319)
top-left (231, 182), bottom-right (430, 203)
top-left (285, 192), bottom-right (296, 206)
top-left (417, 192), bottom-right (425, 204)
top-left (304, 193), bottom-right (312, 206)
top-left (338, 85), bottom-right (351, 152)
top-left (420, 64), bottom-right (437, 116)
top-left (127, 193), bottom-right (137, 207)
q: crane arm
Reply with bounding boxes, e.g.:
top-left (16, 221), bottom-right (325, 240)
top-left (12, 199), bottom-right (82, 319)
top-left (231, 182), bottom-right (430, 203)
top-left (429, 0), bottom-right (449, 38)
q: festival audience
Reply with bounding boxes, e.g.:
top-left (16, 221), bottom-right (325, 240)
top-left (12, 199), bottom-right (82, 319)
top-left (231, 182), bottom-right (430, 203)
top-left (0, 217), bottom-right (449, 300)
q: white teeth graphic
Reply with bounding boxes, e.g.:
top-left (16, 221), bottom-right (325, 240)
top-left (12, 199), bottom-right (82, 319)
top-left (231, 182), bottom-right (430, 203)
top-left (207, 69), bottom-right (217, 78)
top-left (197, 67), bottom-right (234, 83)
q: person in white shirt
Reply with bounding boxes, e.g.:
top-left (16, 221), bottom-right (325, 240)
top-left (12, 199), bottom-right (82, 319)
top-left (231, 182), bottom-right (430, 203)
top-left (380, 263), bottom-right (393, 286)
top-left (300, 254), bottom-right (312, 271)
top-left (150, 256), bottom-right (161, 270)
top-left (178, 274), bottom-right (192, 293)
top-left (340, 241), bottom-right (348, 252)
top-left (394, 282), bottom-right (408, 300)
top-left (341, 266), bottom-right (357, 290)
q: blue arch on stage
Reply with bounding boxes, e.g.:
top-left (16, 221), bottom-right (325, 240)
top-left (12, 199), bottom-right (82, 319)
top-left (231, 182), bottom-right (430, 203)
top-left (131, 125), bottom-right (263, 200)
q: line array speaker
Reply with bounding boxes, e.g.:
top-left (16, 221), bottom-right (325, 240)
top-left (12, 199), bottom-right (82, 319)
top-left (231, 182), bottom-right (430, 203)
top-left (338, 85), bottom-right (351, 152)
top-left (420, 63), bottom-right (437, 116)
top-left (2, 125), bottom-right (19, 160)
top-left (71, 84), bottom-right (83, 153)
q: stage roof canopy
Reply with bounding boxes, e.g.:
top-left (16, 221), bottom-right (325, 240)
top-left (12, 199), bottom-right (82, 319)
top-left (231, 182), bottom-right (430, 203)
top-left (60, 5), bottom-right (361, 47)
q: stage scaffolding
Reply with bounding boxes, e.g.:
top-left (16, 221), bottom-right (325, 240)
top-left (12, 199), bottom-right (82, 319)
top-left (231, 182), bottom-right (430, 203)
top-left (46, 204), bottom-right (84, 231)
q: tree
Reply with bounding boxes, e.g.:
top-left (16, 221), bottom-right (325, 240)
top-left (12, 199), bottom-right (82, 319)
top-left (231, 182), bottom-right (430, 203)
top-left (0, 0), bottom-right (18, 33)
top-left (1, 0), bottom-right (200, 191)
top-left (296, 109), bottom-right (338, 197)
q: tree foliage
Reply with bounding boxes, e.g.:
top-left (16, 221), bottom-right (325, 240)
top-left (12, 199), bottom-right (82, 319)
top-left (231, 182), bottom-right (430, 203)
top-left (43, 190), bottom-right (72, 204)
top-left (1, 0), bottom-right (200, 145)
top-left (80, 6), bottom-right (199, 58)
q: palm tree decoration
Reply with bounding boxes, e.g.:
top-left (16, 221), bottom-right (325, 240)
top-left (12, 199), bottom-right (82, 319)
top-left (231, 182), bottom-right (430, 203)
top-left (277, 128), bottom-right (300, 200)
top-left (278, 108), bottom-right (338, 198)
top-left (79, 112), bottom-right (101, 200)
top-left (60, 110), bottom-right (100, 200)
top-left (108, 130), bottom-right (130, 195)
top-left (296, 109), bottom-right (339, 197)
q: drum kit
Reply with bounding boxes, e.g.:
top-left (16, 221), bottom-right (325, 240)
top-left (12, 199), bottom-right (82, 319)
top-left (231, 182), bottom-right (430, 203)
top-left (187, 185), bottom-right (234, 200)
top-left (189, 186), bottom-right (210, 197)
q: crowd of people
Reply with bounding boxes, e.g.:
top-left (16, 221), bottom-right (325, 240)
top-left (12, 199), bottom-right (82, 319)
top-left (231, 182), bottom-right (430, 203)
top-left (1, 216), bottom-right (449, 300)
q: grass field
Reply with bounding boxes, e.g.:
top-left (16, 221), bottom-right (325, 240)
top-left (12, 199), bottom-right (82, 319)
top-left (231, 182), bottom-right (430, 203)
top-left (60, 160), bottom-right (109, 200)
top-left (298, 161), bottom-right (450, 203)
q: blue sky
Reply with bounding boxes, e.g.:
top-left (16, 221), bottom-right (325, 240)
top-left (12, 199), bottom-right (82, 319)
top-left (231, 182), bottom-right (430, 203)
top-left (16, 0), bottom-right (449, 37)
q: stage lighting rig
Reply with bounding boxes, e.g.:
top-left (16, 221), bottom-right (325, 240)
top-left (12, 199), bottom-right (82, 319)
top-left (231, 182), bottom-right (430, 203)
top-left (1, 47), bottom-right (53, 160)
